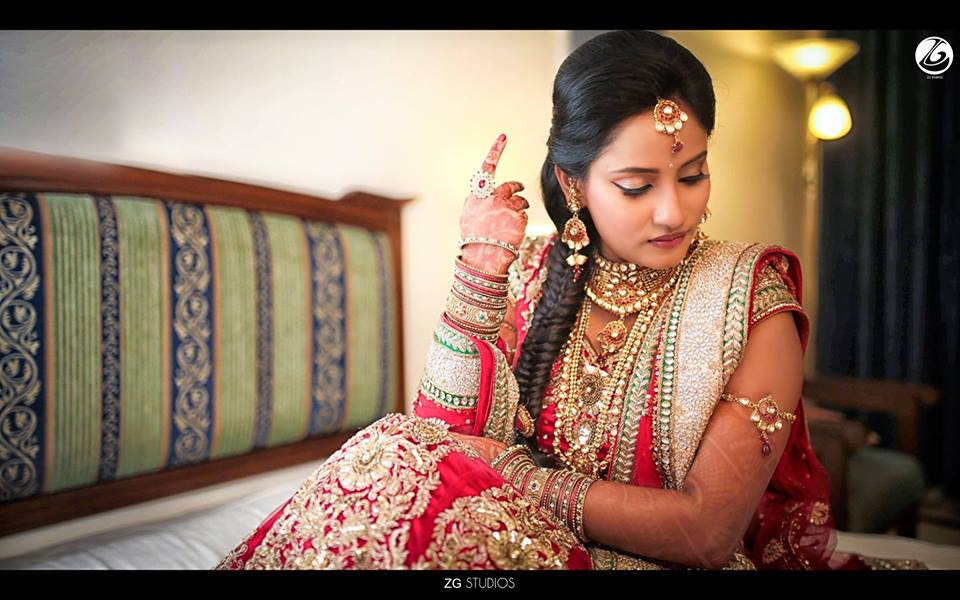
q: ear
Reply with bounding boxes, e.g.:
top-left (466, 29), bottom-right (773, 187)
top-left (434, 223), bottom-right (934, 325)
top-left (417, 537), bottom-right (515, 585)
top-left (553, 165), bottom-right (586, 208)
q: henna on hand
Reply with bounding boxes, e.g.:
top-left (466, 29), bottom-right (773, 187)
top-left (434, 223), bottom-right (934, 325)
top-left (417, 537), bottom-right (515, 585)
top-left (459, 133), bottom-right (529, 275)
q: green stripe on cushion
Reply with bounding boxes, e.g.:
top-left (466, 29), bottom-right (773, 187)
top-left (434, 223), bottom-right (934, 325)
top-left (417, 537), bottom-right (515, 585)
top-left (263, 214), bottom-right (311, 446)
top-left (207, 206), bottom-right (258, 458)
top-left (44, 194), bottom-right (102, 492)
top-left (338, 224), bottom-right (383, 429)
top-left (113, 197), bottom-right (168, 478)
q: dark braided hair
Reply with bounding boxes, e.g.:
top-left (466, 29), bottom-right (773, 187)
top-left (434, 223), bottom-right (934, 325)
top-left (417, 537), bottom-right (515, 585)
top-left (513, 30), bottom-right (716, 461)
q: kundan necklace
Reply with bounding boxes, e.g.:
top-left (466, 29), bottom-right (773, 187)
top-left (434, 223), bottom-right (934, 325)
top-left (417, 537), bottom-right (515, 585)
top-left (585, 253), bottom-right (682, 366)
top-left (552, 253), bottom-right (688, 478)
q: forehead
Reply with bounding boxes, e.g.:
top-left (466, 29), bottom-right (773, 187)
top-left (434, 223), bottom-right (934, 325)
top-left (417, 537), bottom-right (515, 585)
top-left (596, 104), bottom-right (707, 169)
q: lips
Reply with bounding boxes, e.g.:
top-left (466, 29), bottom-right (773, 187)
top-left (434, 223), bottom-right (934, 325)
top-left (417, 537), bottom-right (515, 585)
top-left (649, 230), bottom-right (688, 243)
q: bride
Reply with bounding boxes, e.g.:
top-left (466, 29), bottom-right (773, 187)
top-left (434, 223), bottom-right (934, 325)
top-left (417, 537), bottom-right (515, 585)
top-left (215, 30), bottom-right (924, 570)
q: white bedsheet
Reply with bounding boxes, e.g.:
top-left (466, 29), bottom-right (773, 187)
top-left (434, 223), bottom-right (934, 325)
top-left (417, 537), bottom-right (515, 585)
top-left (2, 459), bottom-right (959, 570)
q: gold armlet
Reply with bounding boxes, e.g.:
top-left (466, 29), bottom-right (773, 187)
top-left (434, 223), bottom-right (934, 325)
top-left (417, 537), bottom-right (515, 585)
top-left (720, 393), bottom-right (796, 457)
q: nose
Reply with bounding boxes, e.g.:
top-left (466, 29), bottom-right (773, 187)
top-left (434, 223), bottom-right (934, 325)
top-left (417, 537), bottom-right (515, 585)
top-left (651, 185), bottom-right (685, 230)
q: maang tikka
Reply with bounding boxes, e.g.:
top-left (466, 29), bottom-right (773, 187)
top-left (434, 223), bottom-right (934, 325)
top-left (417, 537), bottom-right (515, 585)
top-left (562, 181), bottom-right (590, 282)
top-left (654, 97), bottom-right (689, 154)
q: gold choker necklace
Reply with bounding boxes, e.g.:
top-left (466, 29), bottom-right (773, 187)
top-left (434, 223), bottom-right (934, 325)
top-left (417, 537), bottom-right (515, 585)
top-left (585, 253), bottom-right (686, 359)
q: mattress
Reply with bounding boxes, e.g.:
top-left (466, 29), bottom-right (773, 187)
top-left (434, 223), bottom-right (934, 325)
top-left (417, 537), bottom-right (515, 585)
top-left (1, 459), bottom-right (958, 570)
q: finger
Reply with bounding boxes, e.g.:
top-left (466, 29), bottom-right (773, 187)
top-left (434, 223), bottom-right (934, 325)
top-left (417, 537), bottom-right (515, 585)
top-left (508, 195), bottom-right (530, 210)
top-left (480, 133), bottom-right (508, 176)
top-left (492, 181), bottom-right (524, 201)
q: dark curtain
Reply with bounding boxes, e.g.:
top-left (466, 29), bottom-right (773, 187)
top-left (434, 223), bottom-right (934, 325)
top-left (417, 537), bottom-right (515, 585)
top-left (817, 30), bottom-right (960, 496)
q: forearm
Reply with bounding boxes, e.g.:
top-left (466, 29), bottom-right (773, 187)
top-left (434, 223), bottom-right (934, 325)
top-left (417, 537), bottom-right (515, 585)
top-left (413, 256), bottom-right (514, 435)
top-left (581, 478), bottom-right (728, 569)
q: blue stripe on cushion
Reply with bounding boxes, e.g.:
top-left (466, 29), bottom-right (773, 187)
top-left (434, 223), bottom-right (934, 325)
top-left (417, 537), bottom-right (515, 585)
top-left (95, 197), bottom-right (121, 481)
top-left (0, 193), bottom-right (46, 501)
top-left (304, 221), bottom-right (346, 436)
top-left (250, 212), bottom-right (274, 449)
top-left (165, 201), bottom-right (215, 466)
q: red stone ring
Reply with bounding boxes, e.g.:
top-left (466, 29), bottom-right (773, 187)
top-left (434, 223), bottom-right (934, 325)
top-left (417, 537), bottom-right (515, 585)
top-left (470, 169), bottom-right (497, 200)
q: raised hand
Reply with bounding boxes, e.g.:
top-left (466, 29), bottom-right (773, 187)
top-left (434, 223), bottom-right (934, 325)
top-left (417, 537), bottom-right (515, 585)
top-left (459, 133), bottom-right (529, 275)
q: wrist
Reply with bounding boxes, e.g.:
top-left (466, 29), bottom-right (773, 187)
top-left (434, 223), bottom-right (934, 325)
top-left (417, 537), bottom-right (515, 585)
top-left (444, 259), bottom-right (509, 343)
top-left (488, 438), bottom-right (596, 545)
top-left (490, 444), bottom-right (535, 478)
top-left (460, 245), bottom-right (514, 275)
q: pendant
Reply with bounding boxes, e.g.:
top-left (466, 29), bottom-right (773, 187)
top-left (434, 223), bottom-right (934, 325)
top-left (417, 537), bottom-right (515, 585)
top-left (579, 368), bottom-right (603, 405)
top-left (597, 317), bottom-right (628, 355)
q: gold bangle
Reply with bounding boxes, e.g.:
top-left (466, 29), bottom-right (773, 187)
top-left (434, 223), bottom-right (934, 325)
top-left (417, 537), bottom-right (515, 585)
top-left (445, 294), bottom-right (506, 332)
top-left (572, 476), bottom-right (593, 544)
top-left (490, 444), bottom-right (534, 477)
top-left (442, 311), bottom-right (501, 342)
top-left (720, 392), bottom-right (796, 456)
top-left (454, 267), bottom-right (510, 292)
top-left (450, 285), bottom-right (507, 311)
top-left (455, 257), bottom-right (510, 281)
top-left (537, 469), bottom-right (560, 511)
top-left (454, 276), bottom-right (510, 297)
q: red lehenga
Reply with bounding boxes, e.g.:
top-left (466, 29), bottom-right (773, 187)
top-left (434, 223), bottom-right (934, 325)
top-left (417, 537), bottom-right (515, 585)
top-left (215, 234), bottom-right (924, 570)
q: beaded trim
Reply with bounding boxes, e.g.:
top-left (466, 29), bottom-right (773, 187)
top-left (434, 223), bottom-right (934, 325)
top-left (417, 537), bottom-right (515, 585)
top-left (609, 297), bottom-right (672, 482)
top-left (650, 240), bottom-right (708, 489)
top-left (482, 344), bottom-right (520, 446)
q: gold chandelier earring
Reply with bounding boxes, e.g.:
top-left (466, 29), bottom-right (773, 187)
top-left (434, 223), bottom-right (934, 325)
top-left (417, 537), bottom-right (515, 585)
top-left (561, 181), bottom-right (590, 282)
top-left (695, 206), bottom-right (712, 241)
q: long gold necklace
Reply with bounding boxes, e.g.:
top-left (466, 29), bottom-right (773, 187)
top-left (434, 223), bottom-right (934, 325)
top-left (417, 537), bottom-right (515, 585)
top-left (552, 256), bottom-right (685, 478)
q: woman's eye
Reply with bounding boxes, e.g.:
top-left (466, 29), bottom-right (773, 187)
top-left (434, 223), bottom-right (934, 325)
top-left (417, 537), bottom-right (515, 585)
top-left (615, 173), bottom-right (710, 197)
top-left (617, 184), bottom-right (652, 197)
top-left (681, 173), bottom-right (710, 184)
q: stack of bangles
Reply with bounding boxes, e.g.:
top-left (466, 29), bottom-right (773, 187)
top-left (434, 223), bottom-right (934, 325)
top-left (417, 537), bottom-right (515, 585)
top-left (444, 257), bottom-right (510, 343)
top-left (490, 444), bottom-right (595, 545)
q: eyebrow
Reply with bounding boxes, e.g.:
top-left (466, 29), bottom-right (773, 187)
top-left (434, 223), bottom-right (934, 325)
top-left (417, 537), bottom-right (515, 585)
top-left (609, 150), bottom-right (708, 174)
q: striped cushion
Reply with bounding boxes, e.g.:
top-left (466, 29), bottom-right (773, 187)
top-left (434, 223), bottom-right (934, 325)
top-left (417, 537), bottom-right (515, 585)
top-left (0, 192), bottom-right (399, 502)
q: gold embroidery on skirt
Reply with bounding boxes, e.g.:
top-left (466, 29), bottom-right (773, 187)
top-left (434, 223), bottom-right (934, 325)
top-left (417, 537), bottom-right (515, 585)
top-left (810, 501), bottom-right (830, 526)
top-left (241, 414), bottom-right (455, 569)
top-left (413, 484), bottom-right (579, 569)
top-left (762, 539), bottom-right (786, 564)
top-left (587, 543), bottom-right (756, 570)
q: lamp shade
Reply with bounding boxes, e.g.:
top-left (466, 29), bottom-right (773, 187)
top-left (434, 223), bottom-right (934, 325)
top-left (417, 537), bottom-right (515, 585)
top-left (773, 38), bottom-right (860, 80)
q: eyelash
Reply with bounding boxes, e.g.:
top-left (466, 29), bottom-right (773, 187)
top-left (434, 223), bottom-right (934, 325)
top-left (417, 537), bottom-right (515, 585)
top-left (616, 173), bottom-right (710, 197)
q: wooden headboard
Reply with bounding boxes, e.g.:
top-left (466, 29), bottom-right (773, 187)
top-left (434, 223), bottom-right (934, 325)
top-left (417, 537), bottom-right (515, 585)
top-left (0, 146), bottom-right (412, 536)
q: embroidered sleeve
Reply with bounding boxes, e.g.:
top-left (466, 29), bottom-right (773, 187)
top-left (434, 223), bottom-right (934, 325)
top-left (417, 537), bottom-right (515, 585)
top-left (507, 234), bottom-right (550, 302)
top-left (749, 255), bottom-right (803, 328)
top-left (414, 242), bottom-right (542, 442)
top-left (507, 233), bottom-right (555, 334)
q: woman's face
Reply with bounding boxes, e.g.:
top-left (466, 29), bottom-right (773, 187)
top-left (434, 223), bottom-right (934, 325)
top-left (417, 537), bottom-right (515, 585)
top-left (562, 100), bottom-right (711, 270)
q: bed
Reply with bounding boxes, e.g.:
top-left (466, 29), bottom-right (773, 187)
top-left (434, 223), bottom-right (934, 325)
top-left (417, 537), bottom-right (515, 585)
top-left (1, 147), bottom-right (958, 570)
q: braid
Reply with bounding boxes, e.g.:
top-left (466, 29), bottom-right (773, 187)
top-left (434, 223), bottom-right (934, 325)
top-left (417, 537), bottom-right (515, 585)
top-left (514, 238), bottom-right (595, 462)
